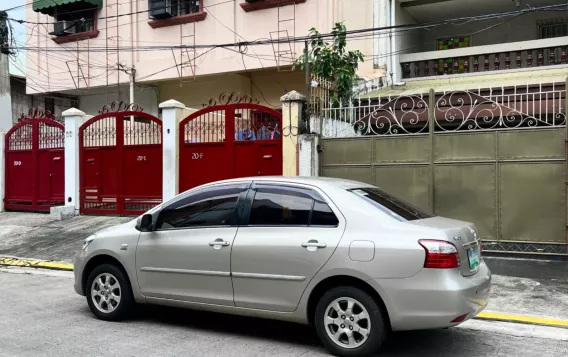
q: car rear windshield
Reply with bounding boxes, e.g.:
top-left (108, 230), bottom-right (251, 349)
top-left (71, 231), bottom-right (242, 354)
top-left (349, 188), bottom-right (434, 221)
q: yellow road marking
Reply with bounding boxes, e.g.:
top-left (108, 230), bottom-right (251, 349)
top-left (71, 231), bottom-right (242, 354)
top-left (0, 257), bottom-right (73, 271)
top-left (477, 311), bottom-right (568, 328)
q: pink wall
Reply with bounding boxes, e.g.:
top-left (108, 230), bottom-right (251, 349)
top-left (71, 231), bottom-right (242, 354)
top-left (25, 0), bottom-right (380, 95)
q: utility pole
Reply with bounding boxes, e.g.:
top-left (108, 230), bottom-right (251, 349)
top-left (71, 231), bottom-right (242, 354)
top-left (0, 10), bottom-right (13, 132)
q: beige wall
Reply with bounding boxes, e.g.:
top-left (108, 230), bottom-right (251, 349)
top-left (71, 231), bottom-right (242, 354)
top-left (26, 0), bottom-right (380, 97)
top-left (157, 69), bottom-right (305, 109)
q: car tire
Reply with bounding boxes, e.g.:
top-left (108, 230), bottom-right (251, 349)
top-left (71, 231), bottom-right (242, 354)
top-left (314, 286), bottom-right (386, 357)
top-left (86, 263), bottom-right (134, 321)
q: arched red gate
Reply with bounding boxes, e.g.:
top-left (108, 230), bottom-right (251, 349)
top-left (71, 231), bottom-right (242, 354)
top-left (179, 103), bottom-right (283, 192)
top-left (79, 105), bottom-right (163, 215)
top-left (4, 115), bottom-right (65, 212)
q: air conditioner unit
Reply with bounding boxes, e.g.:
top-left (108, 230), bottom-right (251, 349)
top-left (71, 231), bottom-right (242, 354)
top-left (149, 0), bottom-right (173, 19)
top-left (51, 21), bottom-right (77, 36)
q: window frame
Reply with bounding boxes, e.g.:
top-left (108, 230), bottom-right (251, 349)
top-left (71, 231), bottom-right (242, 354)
top-left (240, 182), bottom-right (342, 228)
top-left (147, 0), bottom-right (207, 29)
top-left (153, 182), bottom-right (251, 231)
top-left (51, 7), bottom-right (100, 44)
top-left (537, 19), bottom-right (568, 39)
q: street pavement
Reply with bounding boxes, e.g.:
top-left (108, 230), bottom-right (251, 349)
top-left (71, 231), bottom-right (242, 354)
top-left (0, 269), bottom-right (567, 357)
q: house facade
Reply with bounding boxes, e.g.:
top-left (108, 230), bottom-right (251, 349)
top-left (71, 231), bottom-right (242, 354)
top-left (26, 0), bottom-right (383, 115)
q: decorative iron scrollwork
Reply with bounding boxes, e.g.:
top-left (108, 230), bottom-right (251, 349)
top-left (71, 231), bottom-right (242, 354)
top-left (204, 92), bottom-right (260, 108)
top-left (99, 101), bottom-right (144, 115)
top-left (18, 108), bottom-right (56, 122)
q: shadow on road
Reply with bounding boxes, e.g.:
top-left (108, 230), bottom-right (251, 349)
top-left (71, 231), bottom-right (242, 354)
top-left (78, 304), bottom-right (486, 356)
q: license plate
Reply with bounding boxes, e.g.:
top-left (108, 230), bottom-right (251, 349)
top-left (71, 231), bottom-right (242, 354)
top-left (468, 249), bottom-right (480, 270)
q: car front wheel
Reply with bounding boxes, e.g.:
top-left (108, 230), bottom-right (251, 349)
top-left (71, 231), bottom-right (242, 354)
top-left (86, 263), bottom-right (133, 321)
top-left (314, 286), bottom-right (386, 357)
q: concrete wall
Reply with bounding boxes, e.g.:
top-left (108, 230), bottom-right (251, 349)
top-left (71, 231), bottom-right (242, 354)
top-left (417, 12), bottom-right (566, 52)
top-left (78, 85), bottom-right (160, 117)
top-left (157, 69), bottom-right (304, 110)
top-left (10, 76), bottom-right (75, 125)
top-left (25, 0), bottom-right (381, 98)
top-left (394, 1), bottom-right (419, 62)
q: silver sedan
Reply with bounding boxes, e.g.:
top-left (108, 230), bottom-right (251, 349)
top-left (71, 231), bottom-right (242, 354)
top-left (74, 177), bottom-right (491, 357)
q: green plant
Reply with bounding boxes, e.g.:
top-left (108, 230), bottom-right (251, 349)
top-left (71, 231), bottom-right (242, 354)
top-left (294, 22), bottom-right (364, 106)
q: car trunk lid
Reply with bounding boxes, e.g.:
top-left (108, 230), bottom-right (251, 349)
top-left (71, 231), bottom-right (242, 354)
top-left (408, 217), bottom-right (481, 277)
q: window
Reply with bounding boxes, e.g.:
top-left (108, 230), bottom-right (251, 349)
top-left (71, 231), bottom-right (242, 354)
top-left (349, 188), bottom-right (433, 222)
top-left (52, 9), bottom-right (96, 36)
top-left (155, 184), bottom-right (247, 230)
top-left (171, 0), bottom-right (200, 16)
top-left (538, 21), bottom-right (568, 39)
top-left (149, 0), bottom-right (200, 18)
top-left (248, 186), bottom-right (339, 227)
top-left (45, 97), bottom-right (55, 115)
top-left (311, 201), bottom-right (339, 227)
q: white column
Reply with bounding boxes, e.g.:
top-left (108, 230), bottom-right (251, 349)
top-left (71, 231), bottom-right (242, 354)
top-left (63, 108), bottom-right (85, 214)
top-left (160, 99), bottom-right (185, 202)
top-left (281, 91), bottom-right (306, 177)
top-left (0, 132), bottom-right (5, 212)
top-left (299, 134), bottom-right (319, 177)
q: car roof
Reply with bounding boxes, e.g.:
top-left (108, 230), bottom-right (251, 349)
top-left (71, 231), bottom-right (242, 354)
top-left (200, 176), bottom-right (375, 190)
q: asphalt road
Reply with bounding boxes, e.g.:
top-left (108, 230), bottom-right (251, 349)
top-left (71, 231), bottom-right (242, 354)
top-left (0, 271), bottom-right (567, 357)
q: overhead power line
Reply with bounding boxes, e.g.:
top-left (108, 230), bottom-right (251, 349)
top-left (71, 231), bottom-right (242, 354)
top-left (8, 2), bottom-right (568, 54)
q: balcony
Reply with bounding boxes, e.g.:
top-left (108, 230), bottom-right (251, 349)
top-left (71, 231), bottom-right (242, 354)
top-left (400, 37), bottom-right (568, 79)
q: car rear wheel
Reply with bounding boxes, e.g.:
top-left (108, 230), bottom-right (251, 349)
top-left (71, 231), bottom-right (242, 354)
top-left (86, 263), bottom-right (133, 321)
top-left (315, 286), bottom-right (386, 357)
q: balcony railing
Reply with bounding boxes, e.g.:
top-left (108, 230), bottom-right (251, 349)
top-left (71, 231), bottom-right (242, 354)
top-left (400, 37), bottom-right (568, 79)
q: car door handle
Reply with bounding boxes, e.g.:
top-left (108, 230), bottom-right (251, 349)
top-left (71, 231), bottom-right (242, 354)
top-left (209, 239), bottom-right (230, 247)
top-left (301, 240), bottom-right (327, 249)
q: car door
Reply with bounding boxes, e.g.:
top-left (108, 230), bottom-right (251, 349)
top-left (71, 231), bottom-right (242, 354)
top-left (231, 182), bottom-right (346, 312)
top-left (136, 182), bottom-right (250, 305)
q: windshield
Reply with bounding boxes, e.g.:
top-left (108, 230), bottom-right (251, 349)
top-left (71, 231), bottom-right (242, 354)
top-left (349, 187), bottom-right (434, 221)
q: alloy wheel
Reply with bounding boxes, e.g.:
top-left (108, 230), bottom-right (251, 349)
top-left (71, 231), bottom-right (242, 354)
top-left (91, 273), bottom-right (121, 314)
top-left (324, 297), bottom-right (371, 349)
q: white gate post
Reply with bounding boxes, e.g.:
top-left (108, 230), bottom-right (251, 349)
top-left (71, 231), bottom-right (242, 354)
top-left (62, 108), bottom-right (85, 217)
top-left (281, 91), bottom-right (306, 176)
top-left (0, 132), bottom-right (5, 212)
top-left (160, 99), bottom-right (185, 203)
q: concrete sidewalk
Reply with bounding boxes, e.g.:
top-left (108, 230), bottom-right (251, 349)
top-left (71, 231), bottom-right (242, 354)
top-left (0, 212), bottom-right (567, 328)
top-left (0, 212), bottom-right (129, 263)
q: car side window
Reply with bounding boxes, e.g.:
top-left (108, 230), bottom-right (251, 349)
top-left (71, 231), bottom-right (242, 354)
top-left (311, 201), bottom-right (339, 227)
top-left (248, 185), bottom-right (339, 227)
top-left (249, 187), bottom-right (313, 226)
top-left (155, 184), bottom-right (248, 230)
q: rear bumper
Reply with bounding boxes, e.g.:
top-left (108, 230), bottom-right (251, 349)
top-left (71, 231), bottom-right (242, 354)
top-left (371, 260), bottom-right (492, 331)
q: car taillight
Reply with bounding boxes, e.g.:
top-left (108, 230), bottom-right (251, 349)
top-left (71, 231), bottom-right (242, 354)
top-left (418, 239), bottom-right (460, 269)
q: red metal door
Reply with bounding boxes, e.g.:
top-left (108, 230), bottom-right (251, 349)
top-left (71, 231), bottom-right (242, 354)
top-left (4, 118), bottom-right (65, 212)
top-left (179, 104), bottom-right (283, 193)
top-left (49, 150), bottom-right (65, 202)
top-left (79, 108), bottom-right (163, 215)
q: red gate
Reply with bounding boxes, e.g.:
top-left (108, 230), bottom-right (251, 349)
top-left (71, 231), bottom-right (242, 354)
top-left (4, 114), bottom-right (65, 212)
top-left (79, 104), bottom-right (163, 215)
top-left (179, 103), bottom-right (283, 192)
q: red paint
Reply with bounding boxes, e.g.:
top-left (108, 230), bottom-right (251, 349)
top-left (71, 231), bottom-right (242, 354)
top-left (179, 104), bottom-right (283, 193)
top-left (79, 111), bottom-right (163, 216)
top-left (4, 119), bottom-right (65, 212)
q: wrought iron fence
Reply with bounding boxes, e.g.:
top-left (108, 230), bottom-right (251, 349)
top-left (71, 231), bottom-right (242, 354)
top-left (313, 82), bottom-right (567, 138)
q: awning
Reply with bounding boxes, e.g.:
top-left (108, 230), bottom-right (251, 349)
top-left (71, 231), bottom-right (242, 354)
top-left (33, 0), bottom-right (103, 15)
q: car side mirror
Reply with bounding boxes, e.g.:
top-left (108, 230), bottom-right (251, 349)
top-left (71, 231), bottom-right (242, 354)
top-left (136, 214), bottom-right (153, 232)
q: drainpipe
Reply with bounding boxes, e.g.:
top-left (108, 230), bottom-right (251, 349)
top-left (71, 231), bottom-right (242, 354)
top-left (373, 0), bottom-right (380, 69)
top-left (389, 0), bottom-right (396, 87)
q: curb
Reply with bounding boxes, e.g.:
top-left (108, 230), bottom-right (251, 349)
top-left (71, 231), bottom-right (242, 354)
top-left (0, 257), bottom-right (73, 271)
top-left (476, 311), bottom-right (568, 329)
